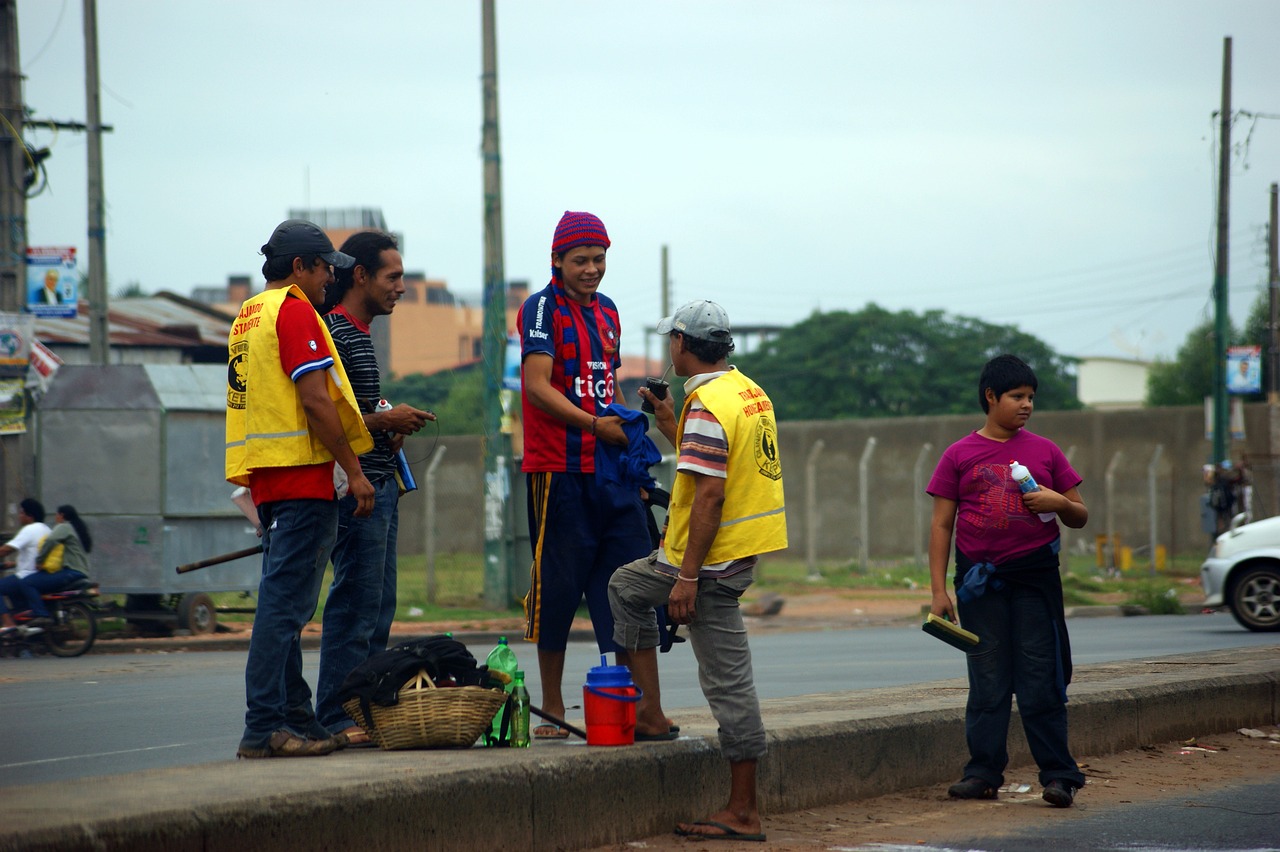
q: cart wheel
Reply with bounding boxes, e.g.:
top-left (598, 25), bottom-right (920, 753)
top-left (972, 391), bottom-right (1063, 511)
top-left (177, 593), bottom-right (217, 636)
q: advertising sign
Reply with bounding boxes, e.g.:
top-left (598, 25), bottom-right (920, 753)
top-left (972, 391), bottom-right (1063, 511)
top-left (26, 246), bottom-right (79, 318)
top-left (1226, 345), bottom-right (1262, 395)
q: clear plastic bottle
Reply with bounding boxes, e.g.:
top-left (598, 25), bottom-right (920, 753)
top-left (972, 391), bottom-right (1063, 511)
top-left (485, 636), bottom-right (518, 745)
top-left (511, 670), bottom-right (531, 749)
top-left (1009, 459), bottom-right (1055, 522)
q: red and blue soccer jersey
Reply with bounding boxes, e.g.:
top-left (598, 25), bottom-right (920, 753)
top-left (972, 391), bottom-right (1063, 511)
top-left (518, 282), bottom-right (622, 473)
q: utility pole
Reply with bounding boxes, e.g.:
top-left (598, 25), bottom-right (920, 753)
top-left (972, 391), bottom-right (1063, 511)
top-left (83, 0), bottom-right (109, 364)
top-left (1212, 36), bottom-right (1231, 467)
top-left (479, 0), bottom-right (511, 608)
top-left (1268, 182), bottom-right (1278, 405)
top-left (0, 0), bottom-right (25, 313)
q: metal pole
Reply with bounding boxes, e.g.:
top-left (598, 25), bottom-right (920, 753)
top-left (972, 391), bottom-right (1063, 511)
top-left (83, 0), bottom-right (109, 364)
top-left (1105, 451), bottom-right (1124, 571)
top-left (913, 443), bottom-right (933, 569)
top-left (479, 0), bottom-right (511, 608)
top-left (423, 446), bottom-right (448, 605)
top-left (1212, 36), bottom-right (1232, 466)
top-left (857, 437), bottom-right (877, 571)
top-left (1147, 444), bottom-right (1164, 575)
top-left (804, 439), bottom-right (824, 580)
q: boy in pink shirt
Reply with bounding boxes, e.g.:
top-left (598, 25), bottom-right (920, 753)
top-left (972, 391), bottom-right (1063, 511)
top-left (927, 354), bottom-right (1089, 807)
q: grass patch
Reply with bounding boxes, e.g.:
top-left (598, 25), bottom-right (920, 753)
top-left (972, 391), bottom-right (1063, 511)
top-left (187, 547), bottom-right (1200, 626)
top-left (1124, 580), bottom-right (1187, 615)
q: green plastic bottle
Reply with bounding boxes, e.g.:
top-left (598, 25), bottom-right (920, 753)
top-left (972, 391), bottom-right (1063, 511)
top-left (511, 670), bottom-right (531, 748)
top-left (485, 636), bottom-right (518, 745)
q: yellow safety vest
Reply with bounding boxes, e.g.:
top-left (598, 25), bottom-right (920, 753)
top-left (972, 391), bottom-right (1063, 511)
top-left (664, 369), bottom-right (788, 566)
top-left (225, 285), bottom-right (371, 486)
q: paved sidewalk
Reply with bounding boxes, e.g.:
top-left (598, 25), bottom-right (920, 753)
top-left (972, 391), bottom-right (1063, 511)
top-left (2, 645), bottom-right (1275, 852)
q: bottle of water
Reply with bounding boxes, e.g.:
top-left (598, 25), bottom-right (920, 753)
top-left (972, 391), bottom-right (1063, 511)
top-left (511, 670), bottom-right (531, 749)
top-left (1009, 460), bottom-right (1055, 522)
top-left (485, 636), bottom-right (518, 746)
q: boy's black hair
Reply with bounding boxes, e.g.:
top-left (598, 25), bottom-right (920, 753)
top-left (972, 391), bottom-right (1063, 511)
top-left (979, 354), bottom-right (1038, 413)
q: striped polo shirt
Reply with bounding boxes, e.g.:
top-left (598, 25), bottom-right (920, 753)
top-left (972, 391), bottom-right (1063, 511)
top-left (323, 305), bottom-right (395, 483)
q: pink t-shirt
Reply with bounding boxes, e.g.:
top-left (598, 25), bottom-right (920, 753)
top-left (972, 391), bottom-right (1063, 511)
top-left (927, 429), bottom-right (1081, 565)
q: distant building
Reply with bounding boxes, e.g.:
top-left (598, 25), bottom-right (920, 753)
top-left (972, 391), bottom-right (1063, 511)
top-left (1076, 356), bottom-right (1151, 410)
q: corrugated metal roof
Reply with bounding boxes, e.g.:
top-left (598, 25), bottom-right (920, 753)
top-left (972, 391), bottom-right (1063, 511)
top-left (33, 293), bottom-right (232, 349)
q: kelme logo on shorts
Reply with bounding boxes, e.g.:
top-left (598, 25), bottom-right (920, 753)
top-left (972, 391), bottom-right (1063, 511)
top-left (754, 417), bottom-right (781, 481)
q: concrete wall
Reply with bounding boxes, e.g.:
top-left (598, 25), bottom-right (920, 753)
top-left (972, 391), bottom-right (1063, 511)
top-left (396, 403), bottom-right (1280, 566)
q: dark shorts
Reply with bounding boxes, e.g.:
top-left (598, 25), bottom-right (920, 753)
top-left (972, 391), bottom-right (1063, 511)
top-left (522, 471), bottom-right (650, 652)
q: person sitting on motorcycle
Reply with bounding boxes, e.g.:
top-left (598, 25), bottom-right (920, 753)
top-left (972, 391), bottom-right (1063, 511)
top-left (13, 505), bottom-right (93, 626)
top-left (0, 498), bottom-right (53, 636)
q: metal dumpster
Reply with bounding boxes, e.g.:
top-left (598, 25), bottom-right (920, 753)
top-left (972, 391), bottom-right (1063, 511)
top-left (35, 364), bottom-right (260, 634)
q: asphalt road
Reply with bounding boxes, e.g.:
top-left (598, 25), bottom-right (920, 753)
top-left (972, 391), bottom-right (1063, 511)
top-left (0, 611), bottom-right (1275, 788)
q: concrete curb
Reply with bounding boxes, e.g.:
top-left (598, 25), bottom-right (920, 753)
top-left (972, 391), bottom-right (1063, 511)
top-left (2, 646), bottom-right (1275, 852)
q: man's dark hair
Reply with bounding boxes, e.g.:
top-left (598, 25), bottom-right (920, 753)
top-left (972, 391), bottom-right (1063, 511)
top-left (19, 498), bottom-right (45, 523)
top-left (261, 253), bottom-right (323, 283)
top-left (677, 332), bottom-right (735, 365)
top-left (979, 354), bottom-right (1038, 413)
top-left (323, 231), bottom-right (399, 313)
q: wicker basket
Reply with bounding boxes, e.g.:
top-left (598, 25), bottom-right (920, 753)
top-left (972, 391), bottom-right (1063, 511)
top-left (343, 670), bottom-right (509, 750)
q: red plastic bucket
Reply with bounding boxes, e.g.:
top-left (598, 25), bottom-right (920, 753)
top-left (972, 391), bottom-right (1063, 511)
top-left (583, 657), bottom-right (642, 746)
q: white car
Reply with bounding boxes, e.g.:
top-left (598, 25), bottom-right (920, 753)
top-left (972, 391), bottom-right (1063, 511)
top-left (1201, 515), bottom-right (1280, 632)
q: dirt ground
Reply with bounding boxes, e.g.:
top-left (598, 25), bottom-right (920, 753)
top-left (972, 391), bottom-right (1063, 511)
top-left (589, 726), bottom-right (1280, 850)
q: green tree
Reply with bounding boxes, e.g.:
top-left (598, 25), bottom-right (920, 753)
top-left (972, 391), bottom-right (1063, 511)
top-left (1146, 320), bottom-right (1220, 406)
top-left (732, 305), bottom-right (1079, 421)
top-left (383, 366), bottom-right (485, 435)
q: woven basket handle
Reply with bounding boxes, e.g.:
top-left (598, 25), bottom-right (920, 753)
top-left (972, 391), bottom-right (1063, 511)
top-left (409, 669), bottom-right (437, 690)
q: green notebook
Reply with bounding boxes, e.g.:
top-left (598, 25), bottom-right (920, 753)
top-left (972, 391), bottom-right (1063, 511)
top-left (922, 613), bottom-right (979, 651)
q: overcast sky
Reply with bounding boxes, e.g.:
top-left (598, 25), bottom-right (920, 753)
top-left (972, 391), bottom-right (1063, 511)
top-left (16, 0), bottom-right (1280, 363)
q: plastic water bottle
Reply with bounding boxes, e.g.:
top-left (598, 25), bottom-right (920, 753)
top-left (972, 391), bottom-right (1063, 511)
top-left (511, 670), bottom-right (531, 749)
top-left (374, 399), bottom-right (419, 493)
top-left (1009, 460), bottom-right (1056, 522)
top-left (485, 636), bottom-right (518, 745)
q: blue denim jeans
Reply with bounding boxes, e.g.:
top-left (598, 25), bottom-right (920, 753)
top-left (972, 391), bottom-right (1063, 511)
top-left (956, 582), bottom-right (1085, 789)
top-left (16, 569), bottom-right (87, 616)
top-left (240, 498), bottom-right (337, 750)
top-left (315, 477), bottom-right (399, 731)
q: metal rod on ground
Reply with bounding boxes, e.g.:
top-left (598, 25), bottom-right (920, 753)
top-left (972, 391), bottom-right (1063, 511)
top-left (424, 445), bottom-right (448, 605)
top-left (529, 704), bottom-right (587, 740)
top-left (175, 544), bottom-right (263, 574)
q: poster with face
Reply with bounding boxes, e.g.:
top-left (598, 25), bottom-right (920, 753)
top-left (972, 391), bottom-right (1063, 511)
top-left (1227, 345), bottom-right (1262, 395)
top-left (26, 247), bottom-right (78, 318)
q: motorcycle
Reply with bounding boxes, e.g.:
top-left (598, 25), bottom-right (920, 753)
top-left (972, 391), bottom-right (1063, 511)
top-left (0, 578), bottom-right (100, 658)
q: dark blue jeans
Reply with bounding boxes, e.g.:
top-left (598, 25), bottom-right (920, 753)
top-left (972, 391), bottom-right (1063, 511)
top-left (315, 476), bottom-right (399, 731)
top-left (240, 498), bottom-right (337, 751)
top-left (18, 569), bottom-right (87, 616)
top-left (956, 582), bottom-right (1085, 789)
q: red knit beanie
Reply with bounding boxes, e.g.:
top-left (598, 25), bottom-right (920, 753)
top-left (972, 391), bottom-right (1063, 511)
top-left (551, 211), bottom-right (610, 257)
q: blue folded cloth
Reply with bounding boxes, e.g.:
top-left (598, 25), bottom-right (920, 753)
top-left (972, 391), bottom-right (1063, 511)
top-left (957, 561), bottom-right (1002, 604)
top-left (594, 403), bottom-right (662, 491)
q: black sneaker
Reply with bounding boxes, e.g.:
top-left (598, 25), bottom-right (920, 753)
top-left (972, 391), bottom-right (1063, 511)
top-left (948, 777), bottom-right (997, 800)
top-left (1042, 779), bottom-right (1077, 807)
